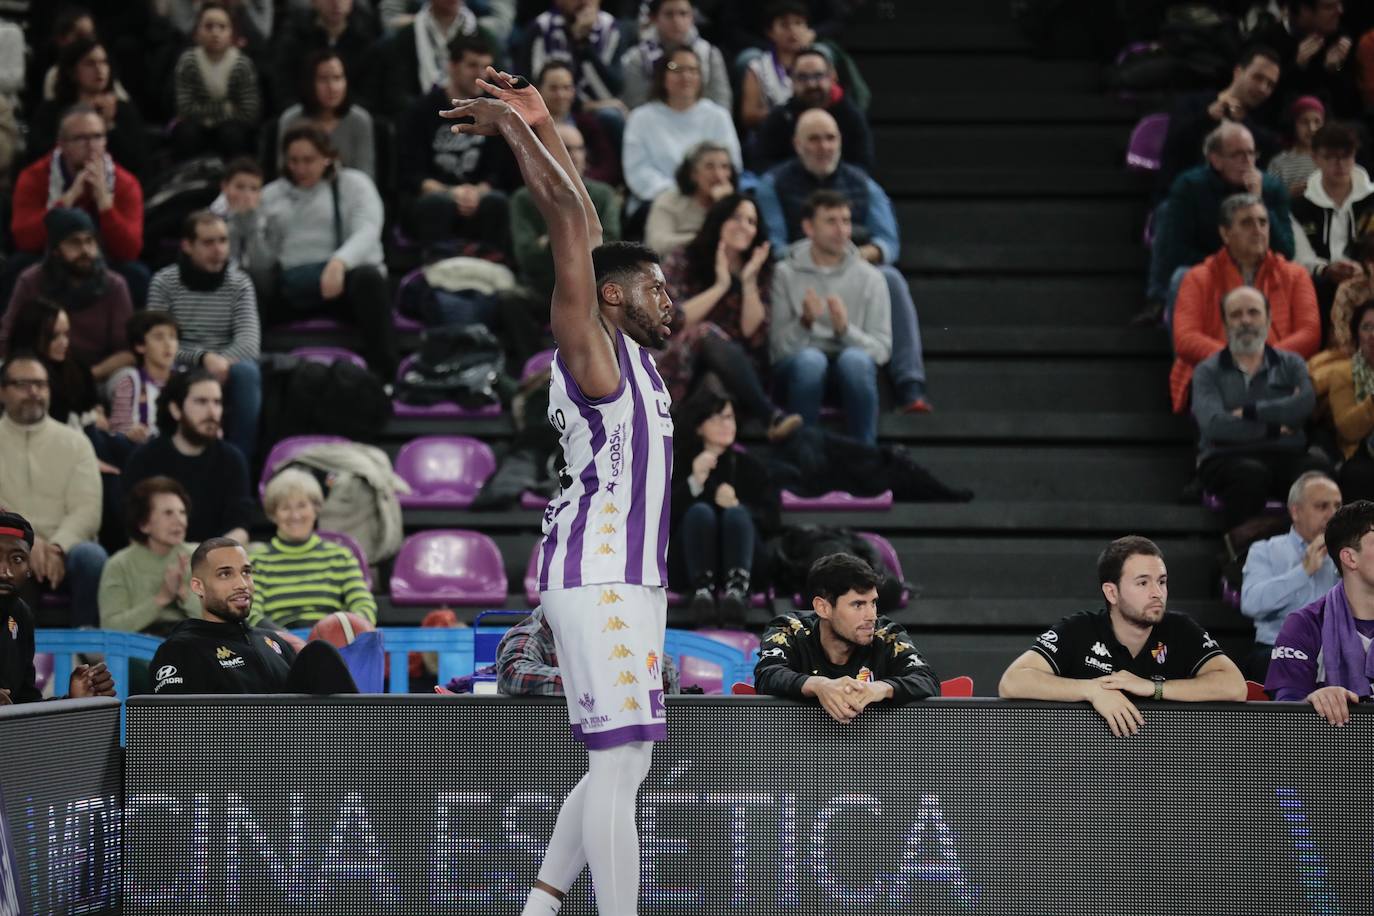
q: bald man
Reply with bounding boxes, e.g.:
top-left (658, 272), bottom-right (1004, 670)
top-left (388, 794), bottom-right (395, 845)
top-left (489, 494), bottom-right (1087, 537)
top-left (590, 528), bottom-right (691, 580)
top-left (756, 108), bottom-right (932, 411)
top-left (1146, 121), bottom-right (1296, 322)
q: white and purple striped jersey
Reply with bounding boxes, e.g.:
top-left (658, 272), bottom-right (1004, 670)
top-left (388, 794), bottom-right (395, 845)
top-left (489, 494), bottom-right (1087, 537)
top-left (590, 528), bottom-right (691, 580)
top-left (537, 328), bottom-right (673, 591)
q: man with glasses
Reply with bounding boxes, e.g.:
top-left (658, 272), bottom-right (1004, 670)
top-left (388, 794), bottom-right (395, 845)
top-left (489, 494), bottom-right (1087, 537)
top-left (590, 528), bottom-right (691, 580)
top-left (0, 356), bottom-right (106, 627)
top-left (6, 103), bottom-right (146, 306)
top-left (752, 46), bottom-right (873, 173)
top-left (1150, 122), bottom-right (1296, 333)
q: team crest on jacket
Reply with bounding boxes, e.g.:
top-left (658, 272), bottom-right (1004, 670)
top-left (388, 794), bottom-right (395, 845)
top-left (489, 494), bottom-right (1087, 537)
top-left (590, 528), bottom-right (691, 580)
top-left (857, 667), bottom-right (873, 682)
top-left (6, 616), bottom-right (15, 639)
top-left (264, 637), bottom-right (282, 655)
top-left (1151, 642), bottom-right (1167, 664)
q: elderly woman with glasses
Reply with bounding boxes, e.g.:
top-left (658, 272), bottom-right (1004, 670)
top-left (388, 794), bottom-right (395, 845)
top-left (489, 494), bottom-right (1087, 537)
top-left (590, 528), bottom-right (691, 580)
top-left (250, 468), bottom-right (376, 630)
top-left (622, 45), bottom-right (741, 216)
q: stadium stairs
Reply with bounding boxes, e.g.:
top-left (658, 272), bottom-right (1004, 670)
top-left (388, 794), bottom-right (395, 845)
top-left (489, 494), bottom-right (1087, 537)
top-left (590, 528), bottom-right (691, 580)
top-left (257, 0), bottom-right (1248, 690)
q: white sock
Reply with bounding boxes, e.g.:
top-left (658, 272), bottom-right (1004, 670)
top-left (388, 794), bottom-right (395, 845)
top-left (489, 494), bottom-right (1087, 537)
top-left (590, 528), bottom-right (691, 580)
top-left (581, 742), bottom-right (654, 916)
top-left (520, 887), bottom-right (562, 916)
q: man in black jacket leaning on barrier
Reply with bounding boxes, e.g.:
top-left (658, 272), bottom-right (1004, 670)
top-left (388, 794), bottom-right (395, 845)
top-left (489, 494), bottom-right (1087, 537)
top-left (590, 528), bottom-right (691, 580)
top-left (148, 537), bottom-right (356, 695)
top-left (754, 552), bottom-right (939, 722)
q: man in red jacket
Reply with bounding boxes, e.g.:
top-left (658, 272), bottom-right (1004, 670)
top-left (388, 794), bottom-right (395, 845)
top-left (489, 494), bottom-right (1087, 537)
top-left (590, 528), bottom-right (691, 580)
top-left (1169, 192), bottom-right (1320, 413)
top-left (4, 104), bottom-right (147, 307)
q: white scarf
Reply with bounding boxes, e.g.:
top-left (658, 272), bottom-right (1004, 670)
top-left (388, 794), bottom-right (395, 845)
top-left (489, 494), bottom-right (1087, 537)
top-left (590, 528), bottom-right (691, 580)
top-left (193, 46), bottom-right (241, 101)
top-left (414, 1), bottom-right (477, 92)
top-left (47, 147), bottom-right (115, 209)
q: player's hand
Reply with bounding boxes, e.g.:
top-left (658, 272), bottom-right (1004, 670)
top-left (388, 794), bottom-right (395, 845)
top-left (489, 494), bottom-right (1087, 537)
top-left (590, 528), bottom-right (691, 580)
top-left (1306, 685), bottom-right (1360, 725)
top-left (474, 67), bottom-right (551, 130)
top-left (809, 677), bottom-right (861, 723)
top-left (740, 241), bottom-right (771, 286)
top-left (70, 662), bottom-right (115, 698)
top-left (1087, 685), bottom-right (1144, 737)
top-left (1095, 671), bottom-right (1154, 699)
top-left (441, 96), bottom-right (517, 137)
top-left (1302, 534), bottom-right (1328, 575)
top-left (714, 482), bottom-right (739, 509)
top-left (691, 450), bottom-right (717, 484)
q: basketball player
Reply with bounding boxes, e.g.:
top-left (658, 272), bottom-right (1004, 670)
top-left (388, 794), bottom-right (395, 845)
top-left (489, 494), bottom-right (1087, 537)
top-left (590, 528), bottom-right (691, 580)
top-left (442, 72), bottom-right (674, 915)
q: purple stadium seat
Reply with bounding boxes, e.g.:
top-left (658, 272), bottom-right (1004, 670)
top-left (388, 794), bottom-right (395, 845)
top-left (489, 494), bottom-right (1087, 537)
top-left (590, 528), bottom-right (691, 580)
top-left (520, 491), bottom-right (551, 510)
top-left (1202, 491), bottom-right (1286, 515)
top-left (1126, 112), bottom-right (1169, 172)
top-left (1221, 577), bottom-right (1240, 610)
top-left (679, 656), bottom-right (724, 695)
top-left (394, 436), bottom-right (497, 509)
top-left (521, 349), bottom-right (556, 382)
top-left (857, 530), bottom-right (910, 607)
top-left (390, 530), bottom-right (509, 606)
top-left (393, 354), bottom-right (503, 418)
top-left (318, 529), bottom-right (373, 589)
top-left (780, 489), bottom-right (894, 511)
top-left (259, 434), bottom-right (349, 499)
top-left (394, 308), bottom-right (424, 332)
top-left (290, 346), bottom-right (367, 369)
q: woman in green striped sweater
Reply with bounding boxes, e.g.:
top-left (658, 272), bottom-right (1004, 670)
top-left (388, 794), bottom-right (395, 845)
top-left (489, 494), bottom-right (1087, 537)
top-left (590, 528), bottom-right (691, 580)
top-left (250, 468), bottom-right (376, 629)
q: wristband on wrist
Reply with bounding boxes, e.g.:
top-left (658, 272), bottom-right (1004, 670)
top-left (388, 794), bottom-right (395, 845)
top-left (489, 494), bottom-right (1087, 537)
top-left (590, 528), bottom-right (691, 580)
top-left (1152, 676), bottom-right (1165, 700)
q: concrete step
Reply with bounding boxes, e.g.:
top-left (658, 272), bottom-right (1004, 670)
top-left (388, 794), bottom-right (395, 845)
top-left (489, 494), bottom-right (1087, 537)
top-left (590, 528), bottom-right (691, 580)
top-left (896, 200), bottom-right (1147, 247)
top-left (861, 54), bottom-right (1103, 93)
top-left (924, 326), bottom-right (1168, 357)
top-left (902, 244), bottom-right (1147, 274)
top-left (871, 92), bottom-right (1137, 124)
top-left (912, 276), bottom-right (1145, 326)
top-left (927, 357), bottom-right (1170, 412)
top-left (873, 124), bottom-right (1129, 169)
top-left (906, 445), bottom-right (1196, 502)
top-left (881, 168), bottom-right (1145, 198)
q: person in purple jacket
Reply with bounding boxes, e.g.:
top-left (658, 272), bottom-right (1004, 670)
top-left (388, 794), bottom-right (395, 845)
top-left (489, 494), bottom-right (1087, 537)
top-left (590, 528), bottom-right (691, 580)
top-left (1266, 499), bottom-right (1374, 724)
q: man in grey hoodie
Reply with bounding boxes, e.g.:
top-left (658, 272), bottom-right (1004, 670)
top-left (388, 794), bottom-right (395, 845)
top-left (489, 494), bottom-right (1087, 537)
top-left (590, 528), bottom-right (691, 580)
top-left (770, 189), bottom-right (890, 444)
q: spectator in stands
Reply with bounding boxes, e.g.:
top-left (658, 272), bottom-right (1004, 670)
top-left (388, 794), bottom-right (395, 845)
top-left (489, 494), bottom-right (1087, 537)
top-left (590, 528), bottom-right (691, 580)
top-left (249, 467), bottom-right (376, 630)
top-left (2, 208), bottom-right (133, 384)
top-left (754, 552), bottom-right (939, 722)
top-left (1265, 498), bottom-right (1374, 722)
top-left (770, 190), bottom-right (890, 444)
top-left (1170, 194), bottom-right (1319, 413)
top-left (0, 509), bottom-right (114, 704)
top-left (644, 140), bottom-right (734, 255)
top-left (4, 301), bottom-right (101, 429)
top-left (370, 0), bottom-right (496, 117)
top-left (258, 124), bottom-right (397, 378)
top-left (1267, 96), bottom-right (1325, 200)
top-left (33, 6), bottom-right (100, 104)
top-left (146, 211), bottom-right (262, 462)
top-left (670, 385), bottom-right (780, 625)
top-left (272, 0), bottom-right (378, 111)
top-left (1310, 294), bottom-right (1374, 499)
top-left (1241, 471), bottom-right (1341, 682)
top-left (1193, 286), bottom-right (1327, 531)
top-left (535, 59), bottom-right (620, 186)
top-left (718, 0), bottom-right (846, 57)
top-left (622, 45), bottom-right (741, 216)
top-left (751, 45), bottom-right (873, 173)
top-left (1149, 123), bottom-right (1296, 318)
top-left (660, 193), bottom-right (799, 439)
top-left (1155, 45), bottom-right (1283, 202)
top-left (497, 605), bottom-right (680, 696)
top-left (8, 105), bottom-right (145, 306)
top-left (400, 33), bottom-right (514, 257)
top-left (97, 476), bottom-right (201, 635)
top-left (0, 356), bottom-right (105, 627)
top-left (171, 2), bottom-right (263, 159)
top-left (108, 313), bottom-right (179, 444)
top-left (739, 1), bottom-right (817, 130)
top-left (28, 37), bottom-right (149, 179)
top-left (1250, 0), bottom-right (1356, 116)
top-left (147, 537), bottom-right (358, 695)
top-left (211, 157), bottom-right (266, 277)
top-left (123, 369), bottom-right (252, 545)
top-left (518, 0), bottom-right (629, 128)
top-left (757, 109), bottom-right (930, 412)
top-left (511, 122), bottom-right (620, 301)
top-left (1000, 537), bottom-right (1246, 736)
top-left (1291, 122), bottom-right (1374, 328)
top-left (277, 49), bottom-right (376, 179)
top-left (619, 0), bottom-right (730, 111)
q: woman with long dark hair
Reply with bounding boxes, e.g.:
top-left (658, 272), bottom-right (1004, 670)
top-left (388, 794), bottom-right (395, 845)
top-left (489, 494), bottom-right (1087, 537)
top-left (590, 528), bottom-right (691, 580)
top-left (277, 49), bottom-right (375, 179)
top-left (670, 383), bottom-right (779, 625)
top-left (661, 192), bottom-right (800, 441)
top-left (5, 299), bottom-right (99, 426)
top-left (29, 36), bottom-right (148, 176)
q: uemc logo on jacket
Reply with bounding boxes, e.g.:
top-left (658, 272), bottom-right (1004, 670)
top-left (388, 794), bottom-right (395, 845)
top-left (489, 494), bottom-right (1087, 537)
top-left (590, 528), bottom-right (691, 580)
top-left (215, 646), bottom-right (245, 669)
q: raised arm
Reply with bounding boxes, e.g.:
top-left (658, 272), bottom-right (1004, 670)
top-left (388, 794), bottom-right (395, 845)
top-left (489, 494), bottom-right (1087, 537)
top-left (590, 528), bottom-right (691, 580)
top-left (441, 72), bottom-right (620, 399)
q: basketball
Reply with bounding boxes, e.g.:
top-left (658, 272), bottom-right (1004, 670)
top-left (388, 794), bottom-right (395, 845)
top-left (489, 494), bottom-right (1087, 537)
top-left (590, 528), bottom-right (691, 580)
top-left (307, 611), bottom-right (375, 648)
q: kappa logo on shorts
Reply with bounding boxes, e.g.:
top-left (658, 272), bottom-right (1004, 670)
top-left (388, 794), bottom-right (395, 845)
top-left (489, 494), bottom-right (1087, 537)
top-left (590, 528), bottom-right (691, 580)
top-left (614, 670), bottom-right (639, 686)
top-left (598, 523), bottom-right (617, 535)
top-left (645, 651), bottom-right (660, 678)
top-left (603, 616), bottom-right (629, 632)
top-left (601, 504), bottom-right (619, 515)
top-left (596, 543), bottom-right (615, 555)
top-left (609, 644), bottom-right (633, 660)
top-left (599, 589), bottom-right (623, 605)
top-left (621, 697), bottom-right (641, 711)
top-left (578, 692), bottom-right (596, 712)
